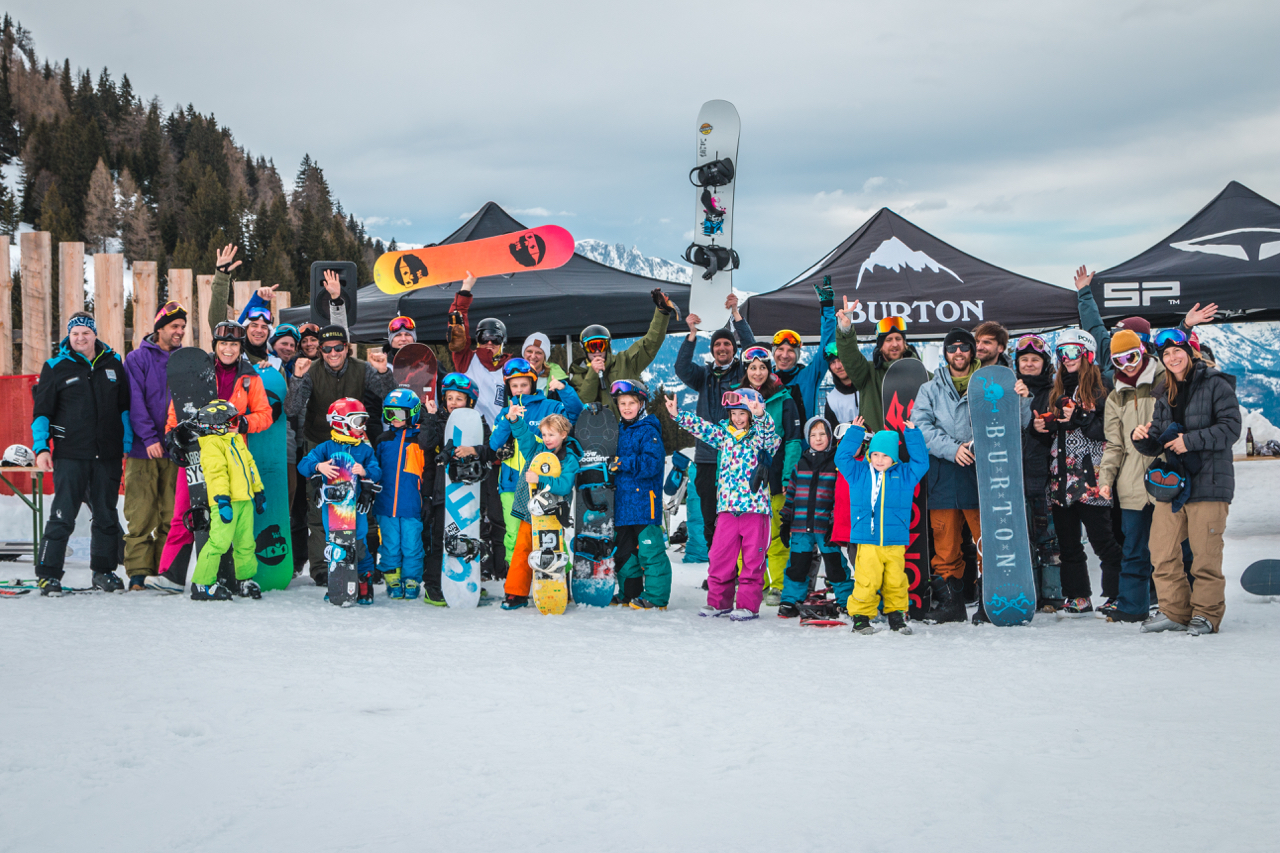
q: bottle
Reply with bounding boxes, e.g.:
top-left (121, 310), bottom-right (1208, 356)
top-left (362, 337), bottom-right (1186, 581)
top-left (1246, 427), bottom-right (1255, 456)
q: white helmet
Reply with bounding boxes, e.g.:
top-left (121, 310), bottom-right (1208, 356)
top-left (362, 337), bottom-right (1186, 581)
top-left (1055, 329), bottom-right (1097, 362)
top-left (2, 444), bottom-right (35, 467)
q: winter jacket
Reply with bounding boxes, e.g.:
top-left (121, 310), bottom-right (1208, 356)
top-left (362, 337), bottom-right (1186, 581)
top-left (446, 291), bottom-right (513, 425)
top-left (1036, 373), bottom-right (1112, 508)
top-left (823, 377), bottom-right (862, 427)
top-left (222, 272), bottom-right (348, 336)
top-left (1019, 370), bottom-right (1056, 496)
top-left (373, 425), bottom-right (426, 518)
top-left (782, 443), bottom-right (838, 539)
top-left (1076, 287), bottom-right (1114, 383)
top-left (837, 425), bottom-right (929, 547)
top-left (509, 415), bottom-right (582, 524)
top-left (285, 357), bottom-right (395, 446)
top-left (740, 382), bottom-right (802, 495)
top-left (1098, 358), bottom-right (1163, 510)
top-left (773, 302), bottom-right (837, 421)
top-left (571, 306), bottom-right (674, 417)
top-left (614, 414), bottom-right (665, 526)
top-left (199, 431), bottom-right (264, 503)
top-left (124, 336), bottom-right (178, 459)
top-left (673, 410), bottom-right (780, 515)
top-left (31, 339), bottom-right (132, 461)
top-left (424, 409), bottom-right (492, 507)
top-left (1133, 360), bottom-right (1241, 504)
top-left (673, 318), bottom-right (757, 464)
top-left (166, 356), bottom-right (274, 436)
top-left (489, 388), bottom-right (584, 493)
top-left (297, 438), bottom-right (383, 539)
top-left (833, 326), bottom-right (925, 432)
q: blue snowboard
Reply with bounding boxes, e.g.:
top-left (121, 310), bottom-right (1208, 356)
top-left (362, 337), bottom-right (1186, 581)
top-left (442, 408), bottom-right (484, 608)
top-left (248, 365), bottom-right (292, 590)
top-left (969, 365), bottom-right (1035, 626)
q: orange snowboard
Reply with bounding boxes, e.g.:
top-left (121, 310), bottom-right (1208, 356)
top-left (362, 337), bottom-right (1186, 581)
top-left (373, 225), bottom-right (575, 295)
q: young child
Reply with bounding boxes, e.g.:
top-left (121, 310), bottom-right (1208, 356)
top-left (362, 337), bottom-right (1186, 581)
top-left (190, 400), bottom-right (267, 601)
top-left (609, 379), bottom-right (672, 610)
top-left (501, 411), bottom-right (581, 610)
top-left (298, 398), bottom-right (383, 605)
top-left (836, 420), bottom-right (929, 634)
top-left (778, 417), bottom-right (846, 618)
top-left (373, 388), bottom-right (429, 600)
top-left (667, 388), bottom-right (780, 621)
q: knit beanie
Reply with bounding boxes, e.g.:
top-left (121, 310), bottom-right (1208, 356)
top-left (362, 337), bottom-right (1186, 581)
top-left (709, 328), bottom-right (737, 353)
top-left (803, 416), bottom-right (831, 447)
top-left (867, 430), bottom-right (901, 463)
top-left (943, 327), bottom-right (976, 352)
top-left (523, 332), bottom-right (551, 358)
top-left (153, 303), bottom-right (188, 334)
top-left (1114, 316), bottom-right (1152, 341)
top-left (388, 317), bottom-right (417, 343)
top-left (1110, 329), bottom-right (1143, 356)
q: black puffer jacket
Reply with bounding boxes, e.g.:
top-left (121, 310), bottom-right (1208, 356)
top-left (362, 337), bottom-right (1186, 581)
top-left (1019, 370), bottom-right (1055, 496)
top-left (1133, 360), bottom-right (1240, 504)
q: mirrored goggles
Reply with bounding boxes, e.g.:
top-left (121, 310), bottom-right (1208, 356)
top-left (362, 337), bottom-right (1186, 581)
top-left (1154, 328), bottom-right (1189, 349)
top-left (1015, 335), bottom-right (1049, 354)
top-left (741, 346), bottom-right (772, 364)
top-left (1056, 343), bottom-right (1087, 361)
top-left (245, 307), bottom-right (272, 324)
top-left (1110, 348), bottom-right (1143, 370)
top-left (876, 316), bottom-right (907, 335)
top-left (389, 316), bottom-right (416, 333)
top-left (212, 322), bottom-right (247, 342)
top-left (771, 329), bottom-right (801, 348)
top-left (583, 338), bottom-right (610, 354)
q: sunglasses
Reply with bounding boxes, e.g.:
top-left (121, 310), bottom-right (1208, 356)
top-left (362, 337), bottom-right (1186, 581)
top-left (1016, 335), bottom-right (1049, 354)
top-left (772, 329), bottom-right (801, 348)
top-left (1056, 343), bottom-right (1087, 361)
top-left (876, 316), bottom-right (907, 335)
top-left (1154, 328), bottom-right (1189, 349)
top-left (389, 316), bottom-right (416, 333)
top-left (245, 307), bottom-right (272, 323)
top-left (584, 338), bottom-right (610, 355)
top-left (321, 343), bottom-right (347, 354)
top-left (212, 323), bottom-right (247, 341)
top-left (945, 343), bottom-right (972, 354)
top-left (1111, 348), bottom-right (1143, 370)
top-left (741, 346), bottom-right (772, 364)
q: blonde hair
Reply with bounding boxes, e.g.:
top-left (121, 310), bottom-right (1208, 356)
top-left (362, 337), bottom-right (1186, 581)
top-left (540, 414), bottom-right (572, 436)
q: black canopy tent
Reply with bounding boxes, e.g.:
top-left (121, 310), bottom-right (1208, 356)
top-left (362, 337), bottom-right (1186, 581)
top-left (741, 207), bottom-right (1078, 339)
top-left (1090, 181), bottom-right (1280, 328)
top-left (281, 202), bottom-right (690, 344)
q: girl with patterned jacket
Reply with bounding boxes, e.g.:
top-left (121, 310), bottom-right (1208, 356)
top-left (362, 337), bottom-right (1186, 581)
top-left (667, 388), bottom-right (780, 621)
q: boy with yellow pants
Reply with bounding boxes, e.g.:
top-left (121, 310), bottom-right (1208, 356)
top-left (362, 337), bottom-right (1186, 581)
top-left (835, 419), bottom-right (929, 634)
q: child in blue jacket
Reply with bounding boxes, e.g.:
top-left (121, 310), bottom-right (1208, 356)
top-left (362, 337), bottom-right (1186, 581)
top-left (836, 420), bottom-right (929, 634)
top-left (609, 380), bottom-right (672, 610)
top-left (372, 389), bottom-right (433, 600)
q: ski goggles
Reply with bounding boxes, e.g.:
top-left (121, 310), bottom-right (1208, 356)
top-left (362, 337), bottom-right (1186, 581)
top-left (1015, 334), bottom-right (1049, 355)
top-left (610, 379), bottom-right (647, 399)
top-left (153, 300), bottom-right (187, 326)
top-left (1154, 328), bottom-right (1190, 349)
top-left (212, 322), bottom-right (247, 342)
top-left (876, 316), bottom-right (907, 335)
top-left (583, 338), bottom-right (610, 354)
top-left (389, 316), bottom-right (416, 333)
top-left (382, 406), bottom-right (414, 423)
top-left (741, 345), bottom-right (772, 365)
top-left (298, 323), bottom-right (321, 339)
top-left (823, 342), bottom-right (840, 362)
top-left (1110, 348), bottom-right (1144, 370)
top-left (244, 306), bottom-right (272, 324)
top-left (476, 329), bottom-right (505, 346)
top-left (721, 391), bottom-right (745, 407)
top-left (771, 329), bottom-right (802, 348)
top-left (1056, 343), bottom-right (1088, 361)
top-left (343, 412), bottom-right (370, 429)
top-left (271, 323), bottom-right (301, 343)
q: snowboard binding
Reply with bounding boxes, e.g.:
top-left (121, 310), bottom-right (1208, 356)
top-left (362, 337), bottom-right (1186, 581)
top-left (572, 533), bottom-right (614, 562)
top-left (445, 454), bottom-right (486, 485)
top-left (683, 244), bottom-right (741, 281)
top-left (689, 157), bottom-right (735, 188)
top-left (182, 505), bottom-right (211, 534)
top-left (531, 545), bottom-right (569, 574)
top-left (700, 188), bottom-right (727, 220)
top-left (528, 488), bottom-right (563, 518)
top-left (445, 533), bottom-right (491, 564)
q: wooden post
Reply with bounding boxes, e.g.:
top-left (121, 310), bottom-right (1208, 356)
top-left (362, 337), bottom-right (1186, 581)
top-left (131, 261), bottom-right (158, 349)
top-left (233, 280), bottom-right (258, 319)
top-left (93, 254), bottom-right (125, 355)
top-left (196, 274), bottom-right (213, 350)
top-left (274, 291), bottom-right (291, 316)
top-left (20, 231), bottom-right (52, 375)
top-left (59, 242), bottom-right (85, 336)
top-left (0, 236), bottom-right (11, 375)
top-left (168, 269), bottom-right (193, 347)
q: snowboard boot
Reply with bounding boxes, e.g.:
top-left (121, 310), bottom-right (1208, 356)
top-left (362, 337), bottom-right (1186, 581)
top-left (1187, 616), bottom-right (1215, 636)
top-left (384, 569), bottom-right (403, 599)
top-left (37, 577), bottom-right (63, 597)
top-left (1140, 612), bottom-right (1188, 633)
top-left (501, 594), bottom-right (529, 611)
top-left (850, 615), bottom-right (875, 635)
top-left (313, 570), bottom-right (328, 586)
top-left (777, 602), bottom-right (800, 619)
top-left (356, 577), bottom-right (374, 606)
top-left (887, 611), bottom-right (913, 634)
top-left (237, 579), bottom-right (262, 599)
top-left (698, 605), bottom-right (731, 617)
top-left (190, 582), bottom-right (232, 601)
top-left (128, 575), bottom-right (148, 592)
top-left (422, 585), bottom-right (446, 606)
top-left (1097, 597), bottom-right (1119, 617)
top-left (762, 588), bottom-right (782, 607)
top-left (925, 576), bottom-right (966, 624)
top-left (146, 572), bottom-right (184, 593)
top-left (630, 598), bottom-right (666, 611)
top-left (1059, 597), bottom-right (1094, 617)
top-left (92, 571), bottom-right (125, 593)
top-left (402, 579), bottom-right (420, 600)
top-left (728, 608), bottom-right (759, 621)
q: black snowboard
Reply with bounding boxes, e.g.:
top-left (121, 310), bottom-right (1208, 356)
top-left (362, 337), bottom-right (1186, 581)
top-left (165, 348), bottom-right (218, 587)
top-left (571, 405), bottom-right (619, 606)
top-left (881, 358), bottom-right (932, 620)
top-left (1241, 560), bottom-right (1280, 596)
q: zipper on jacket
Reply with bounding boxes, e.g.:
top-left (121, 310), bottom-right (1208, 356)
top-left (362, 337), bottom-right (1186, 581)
top-left (392, 432), bottom-right (405, 515)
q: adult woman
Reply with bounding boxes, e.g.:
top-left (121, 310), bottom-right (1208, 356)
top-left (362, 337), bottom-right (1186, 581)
top-left (735, 345), bottom-right (802, 605)
top-left (1132, 329), bottom-right (1240, 635)
top-left (1032, 329), bottom-right (1122, 616)
top-left (1013, 334), bottom-right (1062, 610)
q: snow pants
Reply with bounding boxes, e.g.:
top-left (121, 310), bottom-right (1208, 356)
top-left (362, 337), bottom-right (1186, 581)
top-left (1116, 505), bottom-right (1155, 615)
top-left (782, 531), bottom-right (848, 605)
top-left (377, 515), bottom-right (425, 583)
top-left (1028, 491), bottom-right (1062, 602)
top-left (764, 493), bottom-right (789, 592)
top-left (122, 456), bottom-right (180, 576)
top-left (36, 457), bottom-right (123, 578)
top-left (193, 501), bottom-right (255, 585)
top-left (1150, 500), bottom-right (1228, 631)
top-left (929, 508), bottom-right (982, 581)
top-left (849, 543), bottom-right (908, 617)
top-left (615, 523), bottom-right (672, 607)
top-left (500, 490), bottom-right (518, 564)
top-left (694, 462), bottom-right (719, 551)
top-left (506, 520), bottom-right (535, 597)
top-left (1053, 501), bottom-right (1122, 600)
top-left (707, 511), bottom-right (769, 613)
top-left (682, 465), bottom-right (709, 563)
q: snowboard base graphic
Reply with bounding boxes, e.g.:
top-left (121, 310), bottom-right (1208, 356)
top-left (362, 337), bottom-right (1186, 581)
top-left (529, 452), bottom-right (569, 615)
top-left (393, 343), bottom-right (438, 407)
top-left (881, 358), bottom-right (932, 620)
top-left (249, 365), bottom-right (292, 590)
top-left (374, 226), bottom-right (575, 294)
top-left (323, 453), bottom-right (359, 607)
top-left (1241, 559), bottom-right (1280, 596)
top-left (442, 408), bottom-right (485, 608)
top-left (572, 405), bottom-right (618, 607)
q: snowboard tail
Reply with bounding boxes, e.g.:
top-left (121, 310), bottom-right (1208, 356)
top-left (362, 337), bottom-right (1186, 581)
top-left (323, 453), bottom-right (360, 607)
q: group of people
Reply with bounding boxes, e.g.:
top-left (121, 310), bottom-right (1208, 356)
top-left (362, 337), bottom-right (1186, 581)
top-left (25, 247), bottom-right (1243, 634)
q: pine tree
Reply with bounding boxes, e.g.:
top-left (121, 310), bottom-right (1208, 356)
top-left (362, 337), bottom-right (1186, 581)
top-left (0, 26), bottom-right (18, 165)
top-left (118, 168), bottom-right (158, 261)
top-left (37, 179), bottom-right (77, 243)
top-left (82, 157), bottom-right (117, 251)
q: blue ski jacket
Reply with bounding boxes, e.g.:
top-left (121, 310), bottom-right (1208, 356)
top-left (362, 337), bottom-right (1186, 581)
top-left (489, 388), bottom-right (583, 494)
top-left (509, 415), bottom-right (581, 524)
top-left (298, 438), bottom-right (382, 539)
top-left (614, 414), bottom-right (665, 526)
top-left (836, 425), bottom-right (929, 547)
top-left (372, 425), bottom-right (425, 519)
top-left (773, 301), bottom-right (837, 422)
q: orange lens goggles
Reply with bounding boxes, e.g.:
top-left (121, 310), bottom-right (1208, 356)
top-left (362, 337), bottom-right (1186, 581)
top-left (876, 316), bottom-right (907, 335)
top-left (771, 329), bottom-right (801, 348)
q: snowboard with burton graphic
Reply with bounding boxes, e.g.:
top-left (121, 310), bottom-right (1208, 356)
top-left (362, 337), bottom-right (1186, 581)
top-left (441, 407), bottom-right (486, 608)
top-left (684, 99), bottom-right (740, 327)
top-left (528, 451), bottom-right (569, 615)
top-left (881, 357), bottom-right (932, 620)
top-left (571, 405), bottom-right (618, 607)
top-left (164, 348), bottom-right (218, 587)
top-left (248, 365), bottom-right (292, 590)
top-left (393, 343), bottom-right (438, 408)
top-left (373, 226), bottom-right (575, 295)
top-left (322, 453), bottom-right (360, 607)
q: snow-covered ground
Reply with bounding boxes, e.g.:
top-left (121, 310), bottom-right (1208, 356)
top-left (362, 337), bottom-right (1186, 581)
top-left (1, 467), bottom-right (1278, 852)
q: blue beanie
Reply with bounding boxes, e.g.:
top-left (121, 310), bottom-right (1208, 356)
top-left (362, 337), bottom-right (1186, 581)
top-left (867, 430), bottom-right (900, 463)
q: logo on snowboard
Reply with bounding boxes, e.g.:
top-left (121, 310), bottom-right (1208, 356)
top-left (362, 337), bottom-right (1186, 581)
top-left (699, 122), bottom-right (713, 135)
top-left (255, 525), bottom-right (288, 566)
top-left (509, 232), bottom-right (547, 267)
top-left (393, 254), bottom-right (430, 288)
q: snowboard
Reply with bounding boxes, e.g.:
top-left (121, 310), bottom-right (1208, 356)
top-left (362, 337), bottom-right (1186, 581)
top-left (441, 407), bottom-right (485, 609)
top-left (685, 99), bottom-right (741, 327)
top-left (165, 348), bottom-right (218, 586)
top-left (528, 451), bottom-right (570, 615)
top-left (969, 365), bottom-right (1035, 626)
top-left (1241, 559), bottom-right (1280, 596)
top-left (373, 226), bottom-right (575, 295)
top-left (322, 452), bottom-right (360, 607)
top-left (393, 343), bottom-right (438, 408)
top-left (881, 358), bottom-right (932, 620)
top-left (248, 365), bottom-right (292, 591)
top-left (571, 405), bottom-right (618, 607)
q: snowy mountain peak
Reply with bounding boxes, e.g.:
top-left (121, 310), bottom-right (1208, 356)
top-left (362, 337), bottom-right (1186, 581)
top-left (856, 236), bottom-right (962, 288)
top-left (576, 239), bottom-right (692, 283)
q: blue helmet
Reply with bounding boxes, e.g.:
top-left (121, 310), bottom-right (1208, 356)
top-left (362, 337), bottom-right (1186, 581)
top-left (441, 372), bottom-right (479, 404)
top-left (721, 387), bottom-right (764, 413)
top-left (382, 388), bottom-right (422, 426)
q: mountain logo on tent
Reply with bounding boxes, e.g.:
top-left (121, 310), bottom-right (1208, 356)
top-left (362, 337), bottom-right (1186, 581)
top-left (1170, 227), bottom-right (1280, 262)
top-left (856, 236), bottom-right (963, 288)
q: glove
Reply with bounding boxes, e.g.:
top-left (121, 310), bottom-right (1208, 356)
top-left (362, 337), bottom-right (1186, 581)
top-left (779, 517), bottom-right (792, 549)
top-left (651, 288), bottom-right (671, 314)
top-left (215, 496), bottom-right (232, 524)
top-left (814, 274), bottom-right (835, 306)
top-left (253, 492), bottom-right (266, 515)
top-left (447, 311), bottom-right (468, 352)
top-left (239, 417), bottom-right (249, 435)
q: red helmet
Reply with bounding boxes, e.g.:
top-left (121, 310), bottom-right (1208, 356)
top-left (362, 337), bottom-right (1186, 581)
top-left (326, 397), bottom-right (369, 439)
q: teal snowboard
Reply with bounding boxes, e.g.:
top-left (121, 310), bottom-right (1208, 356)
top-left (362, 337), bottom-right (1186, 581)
top-left (248, 365), bottom-right (293, 590)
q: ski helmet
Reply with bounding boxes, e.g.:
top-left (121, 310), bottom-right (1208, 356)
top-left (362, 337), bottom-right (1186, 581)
top-left (212, 320), bottom-right (247, 344)
top-left (502, 357), bottom-right (537, 394)
top-left (581, 324), bottom-right (612, 355)
top-left (196, 399), bottom-right (241, 435)
top-left (2, 444), bottom-right (35, 467)
top-left (721, 387), bottom-right (763, 413)
top-left (441, 372), bottom-right (479, 405)
top-left (1055, 329), bottom-right (1097, 364)
top-left (326, 397), bottom-right (369, 439)
top-left (610, 378), bottom-right (649, 404)
top-left (475, 317), bottom-right (507, 348)
top-left (382, 388), bottom-right (422, 427)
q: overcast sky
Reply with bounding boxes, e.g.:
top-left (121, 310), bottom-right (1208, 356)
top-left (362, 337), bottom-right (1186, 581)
top-left (11, 0), bottom-right (1280, 291)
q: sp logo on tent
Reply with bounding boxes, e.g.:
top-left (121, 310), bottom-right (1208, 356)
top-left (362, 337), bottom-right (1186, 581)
top-left (856, 237), bottom-right (963, 288)
top-left (1170, 227), bottom-right (1280, 262)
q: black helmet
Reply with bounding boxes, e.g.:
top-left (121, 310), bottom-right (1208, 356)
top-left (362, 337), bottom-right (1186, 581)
top-left (196, 399), bottom-right (240, 435)
top-left (476, 318), bottom-right (506, 348)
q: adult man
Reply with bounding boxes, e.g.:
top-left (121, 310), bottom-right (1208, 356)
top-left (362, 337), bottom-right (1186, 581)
top-left (285, 325), bottom-right (395, 581)
top-left (914, 327), bottom-right (1031, 622)
top-left (571, 289), bottom-right (675, 418)
top-left (269, 325), bottom-right (300, 375)
top-left (972, 321), bottom-right (1010, 368)
top-left (121, 301), bottom-right (187, 589)
top-left (447, 272), bottom-right (512, 425)
top-left (770, 278), bottom-right (838, 422)
top-left (834, 298), bottom-right (924, 432)
top-left (30, 313), bottom-right (132, 596)
top-left (674, 293), bottom-right (756, 549)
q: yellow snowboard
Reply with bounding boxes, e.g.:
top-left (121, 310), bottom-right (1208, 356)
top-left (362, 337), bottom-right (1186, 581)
top-left (528, 452), bottom-right (569, 615)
